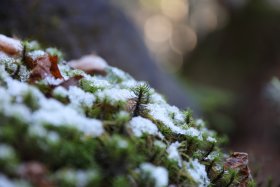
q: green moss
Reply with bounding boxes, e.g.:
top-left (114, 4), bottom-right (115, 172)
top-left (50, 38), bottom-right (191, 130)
top-left (0, 39), bottom-right (254, 187)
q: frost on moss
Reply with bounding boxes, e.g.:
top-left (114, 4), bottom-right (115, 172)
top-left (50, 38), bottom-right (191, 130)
top-left (0, 35), bottom-right (253, 187)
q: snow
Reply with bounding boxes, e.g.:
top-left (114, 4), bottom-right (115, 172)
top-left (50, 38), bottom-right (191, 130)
top-left (6, 77), bottom-right (30, 98)
top-left (0, 103), bottom-right (32, 123)
top-left (185, 159), bottom-right (210, 187)
top-left (0, 174), bottom-right (15, 187)
top-left (55, 169), bottom-right (98, 187)
top-left (0, 144), bottom-right (14, 159)
top-left (68, 86), bottom-right (96, 108)
top-left (140, 163), bottom-right (168, 187)
top-left (48, 131), bottom-right (60, 143)
top-left (206, 136), bottom-right (217, 143)
top-left (120, 79), bottom-right (138, 88)
top-left (34, 98), bottom-right (104, 137)
top-left (205, 151), bottom-right (219, 161)
top-left (0, 51), bottom-right (14, 63)
top-left (166, 105), bottom-right (185, 122)
top-left (110, 67), bottom-right (130, 80)
top-left (185, 127), bottom-right (203, 140)
top-left (167, 142), bottom-right (182, 167)
top-left (196, 119), bottom-right (205, 127)
top-left (53, 86), bottom-right (68, 97)
top-left (83, 75), bottom-right (111, 88)
top-left (149, 91), bottom-right (166, 104)
top-left (27, 50), bottom-right (45, 60)
top-left (154, 140), bottom-right (166, 148)
top-left (117, 139), bottom-right (129, 149)
top-left (147, 103), bottom-right (186, 134)
top-left (96, 88), bottom-right (134, 104)
top-left (128, 116), bottom-right (160, 137)
top-left (43, 76), bottom-right (63, 85)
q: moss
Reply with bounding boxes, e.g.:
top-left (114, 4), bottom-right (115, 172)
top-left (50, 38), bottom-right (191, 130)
top-left (0, 38), bottom-right (253, 187)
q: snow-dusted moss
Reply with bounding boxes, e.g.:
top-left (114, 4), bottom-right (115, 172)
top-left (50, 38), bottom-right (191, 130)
top-left (0, 37), bottom-right (253, 187)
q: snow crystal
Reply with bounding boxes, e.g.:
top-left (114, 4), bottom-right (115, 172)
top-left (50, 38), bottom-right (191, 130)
top-left (34, 98), bottom-right (103, 137)
top-left (1, 104), bottom-right (32, 122)
top-left (205, 151), bottom-right (219, 161)
top-left (28, 125), bottom-right (48, 137)
top-left (185, 127), bottom-right (203, 140)
top-left (128, 116), bottom-right (160, 137)
top-left (84, 75), bottom-right (111, 88)
top-left (117, 139), bottom-right (129, 149)
top-left (196, 119), bottom-right (205, 127)
top-left (110, 67), bottom-right (130, 80)
top-left (6, 78), bottom-right (29, 98)
top-left (53, 86), bottom-right (68, 97)
top-left (0, 144), bottom-right (14, 159)
top-left (120, 79), bottom-right (138, 88)
top-left (43, 76), bottom-right (64, 85)
top-left (68, 86), bottom-right (96, 108)
top-left (27, 50), bottom-right (45, 60)
top-left (76, 170), bottom-right (97, 187)
top-left (167, 142), bottom-right (182, 167)
top-left (140, 163), bottom-right (168, 187)
top-left (96, 88), bottom-right (133, 104)
top-left (0, 51), bottom-right (12, 60)
top-left (206, 136), bottom-right (217, 143)
top-left (0, 174), bottom-right (15, 187)
top-left (185, 159), bottom-right (210, 187)
top-left (150, 91), bottom-right (166, 104)
top-left (166, 105), bottom-right (185, 123)
top-left (48, 131), bottom-right (60, 143)
top-left (147, 103), bottom-right (186, 134)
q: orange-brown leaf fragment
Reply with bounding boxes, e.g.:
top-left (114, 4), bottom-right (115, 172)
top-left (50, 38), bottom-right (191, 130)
top-left (224, 152), bottom-right (252, 187)
top-left (18, 161), bottom-right (54, 187)
top-left (68, 54), bottom-right (108, 75)
top-left (27, 53), bottom-right (63, 82)
top-left (49, 55), bottom-right (63, 79)
top-left (28, 54), bottom-right (52, 82)
top-left (59, 75), bottom-right (83, 89)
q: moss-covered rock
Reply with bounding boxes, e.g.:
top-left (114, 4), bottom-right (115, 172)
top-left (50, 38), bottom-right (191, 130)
top-left (0, 34), bottom-right (253, 187)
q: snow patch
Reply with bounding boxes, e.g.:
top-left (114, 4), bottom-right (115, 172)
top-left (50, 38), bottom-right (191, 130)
top-left (0, 144), bottom-right (14, 159)
top-left (147, 103), bottom-right (186, 134)
top-left (206, 136), bottom-right (217, 143)
top-left (185, 127), bottom-right (203, 140)
top-left (96, 88), bottom-right (133, 104)
top-left (128, 116), bottom-right (160, 137)
top-left (140, 163), bottom-right (168, 187)
top-left (185, 159), bottom-right (210, 187)
top-left (167, 142), bottom-right (182, 167)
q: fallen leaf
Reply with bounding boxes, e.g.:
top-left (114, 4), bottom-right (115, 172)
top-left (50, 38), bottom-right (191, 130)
top-left (224, 152), bottom-right (252, 187)
top-left (0, 34), bottom-right (23, 56)
top-left (68, 54), bottom-right (108, 75)
top-left (18, 161), bottom-right (54, 187)
top-left (224, 152), bottom-right (248, 169)
top-left (26, 53), bottom-right (63, 82)
top-left (49, 55), bottom-right (63, 79)
top-left (59, 75), bottom-right (83, 89)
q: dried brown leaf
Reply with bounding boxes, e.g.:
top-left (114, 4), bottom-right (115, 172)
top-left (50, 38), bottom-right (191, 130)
top-left (0, 34), bottom-right (23, 56)
top-left (224, 152), bottom-right (252, 187)
top-left (18, 161), bottom-right (54, 187)
top-left (27, 53), bottom-right (63, 82)
top-left (68, 54), bottom-right (108, 75)
top-left (59, 75), bottom-right (83, 89)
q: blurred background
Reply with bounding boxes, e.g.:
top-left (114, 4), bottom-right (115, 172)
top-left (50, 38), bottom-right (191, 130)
top-left (1, 0), bottom-right (280, 185)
